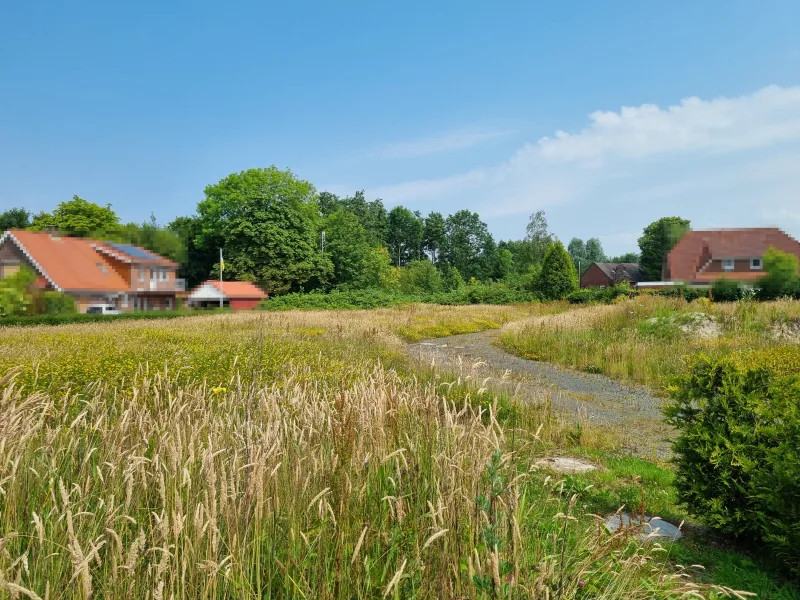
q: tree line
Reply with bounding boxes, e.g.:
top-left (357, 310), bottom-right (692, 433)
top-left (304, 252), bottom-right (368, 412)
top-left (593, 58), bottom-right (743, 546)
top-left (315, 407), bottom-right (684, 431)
top-left (3, 166), bottom-right (699, 299)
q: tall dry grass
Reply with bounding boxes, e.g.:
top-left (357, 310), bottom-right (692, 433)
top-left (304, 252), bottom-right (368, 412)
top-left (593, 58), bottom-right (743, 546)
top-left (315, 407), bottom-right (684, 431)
top-left (498, 296), bottom-right (800, 389)
top-left (0, 309), bottom-right (741, 598)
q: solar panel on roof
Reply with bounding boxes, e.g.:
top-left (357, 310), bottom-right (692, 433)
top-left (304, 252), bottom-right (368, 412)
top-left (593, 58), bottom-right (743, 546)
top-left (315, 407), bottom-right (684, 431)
top-left (106, 243), bottom-right (159, 260)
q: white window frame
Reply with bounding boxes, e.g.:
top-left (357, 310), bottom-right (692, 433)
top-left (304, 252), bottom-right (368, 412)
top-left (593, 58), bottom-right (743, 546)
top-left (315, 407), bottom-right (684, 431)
top-left (722, 259), bottom-right (734, 272)
top-left (750, 257), bottom-right (762, 270)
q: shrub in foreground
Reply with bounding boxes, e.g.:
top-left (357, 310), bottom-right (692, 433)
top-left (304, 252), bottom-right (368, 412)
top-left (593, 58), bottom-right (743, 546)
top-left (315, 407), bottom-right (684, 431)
top-left (665, 347), bottom-right (800, 575)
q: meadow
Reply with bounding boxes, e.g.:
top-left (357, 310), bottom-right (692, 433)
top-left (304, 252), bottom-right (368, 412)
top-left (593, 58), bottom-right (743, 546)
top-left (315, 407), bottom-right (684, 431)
top-left (498, 296), bottom-right (800, 390)
top-left (0, 304), bottom-right (794, 598)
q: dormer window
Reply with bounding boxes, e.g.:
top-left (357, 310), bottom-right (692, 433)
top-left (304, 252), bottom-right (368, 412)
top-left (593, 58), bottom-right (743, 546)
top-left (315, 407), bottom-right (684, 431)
top-left (723, 259), bottom-right (734, 271)
top-left (750, 258), bottom-right (762, 270)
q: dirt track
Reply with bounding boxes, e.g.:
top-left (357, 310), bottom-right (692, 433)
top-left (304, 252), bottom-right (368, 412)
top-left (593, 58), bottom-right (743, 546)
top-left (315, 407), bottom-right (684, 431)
top-left (407, 329), bottom-right (674, 459)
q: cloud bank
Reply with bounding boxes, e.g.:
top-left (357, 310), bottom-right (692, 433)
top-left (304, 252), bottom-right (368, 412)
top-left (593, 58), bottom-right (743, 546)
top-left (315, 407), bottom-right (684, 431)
top-left (367, 85), bottom-right (800, 253)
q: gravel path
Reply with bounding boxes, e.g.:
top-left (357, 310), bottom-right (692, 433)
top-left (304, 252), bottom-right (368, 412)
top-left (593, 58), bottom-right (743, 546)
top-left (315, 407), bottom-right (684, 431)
top-left (406, 329), bottom-right (674, 459)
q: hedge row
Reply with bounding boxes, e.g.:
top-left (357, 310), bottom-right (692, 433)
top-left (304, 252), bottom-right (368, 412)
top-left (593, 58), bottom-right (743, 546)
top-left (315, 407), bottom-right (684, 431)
top-left (0, 308), bottom-right (230, 328)
top-left (665, 347), bottom-right (800, 575)
top-left (260, 285), bottom-right (539, 311)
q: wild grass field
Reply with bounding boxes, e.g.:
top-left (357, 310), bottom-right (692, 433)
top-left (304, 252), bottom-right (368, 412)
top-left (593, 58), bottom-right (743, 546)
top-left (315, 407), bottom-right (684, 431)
top-left (498, 296), bottom-right (800, 390)
top-left (0, 304), bottom-right (795, 599)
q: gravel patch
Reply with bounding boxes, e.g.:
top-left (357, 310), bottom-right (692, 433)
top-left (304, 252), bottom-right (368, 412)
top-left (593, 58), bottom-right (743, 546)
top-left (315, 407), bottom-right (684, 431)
top-left (406, 330), bottom-right (673, 459)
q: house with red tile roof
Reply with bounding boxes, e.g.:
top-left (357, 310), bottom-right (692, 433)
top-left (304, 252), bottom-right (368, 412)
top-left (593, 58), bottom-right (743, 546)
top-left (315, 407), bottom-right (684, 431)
top-left (0, 229), bottom-right (185, 312)
top-left (663, 228), bottom-right (800, 286)
top-left (187, 280), bottom-right (267, 310)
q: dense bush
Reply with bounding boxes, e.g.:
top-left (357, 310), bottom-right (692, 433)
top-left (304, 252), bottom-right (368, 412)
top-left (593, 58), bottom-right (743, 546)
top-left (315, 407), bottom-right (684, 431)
top-left (756, 247), bottom-right (800, 300)
top-left (261, 284), bottom-right (539, 311)
top-left (537, 241), bottom-right (578, 300)
top-left (567, 283), bottom-right (635, 304)
top-left (664, 348), bottom-right (800, 575)
top-left (42, 291), bottom-right (76, 315)
top-left (398, 260), bottom-right (442, 294)
top-left (710, 277), bottom-right (741, 302)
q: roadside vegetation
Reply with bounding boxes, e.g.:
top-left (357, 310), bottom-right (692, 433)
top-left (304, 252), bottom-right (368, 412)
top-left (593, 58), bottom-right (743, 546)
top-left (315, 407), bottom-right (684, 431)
top-left (1, 306), bottom-right (785, 599)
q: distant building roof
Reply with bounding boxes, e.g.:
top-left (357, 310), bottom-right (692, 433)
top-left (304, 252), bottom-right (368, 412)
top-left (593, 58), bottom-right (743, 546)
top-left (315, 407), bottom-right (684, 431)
top-left (591, 262), bottom-right (642, 282)
top-left (667, 228), bottom-right (800, 282)
top-left (202, 280), bottom-right (267, 299)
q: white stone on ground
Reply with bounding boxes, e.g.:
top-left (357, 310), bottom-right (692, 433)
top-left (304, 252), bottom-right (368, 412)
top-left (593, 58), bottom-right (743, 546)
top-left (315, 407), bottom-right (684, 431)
top-left (535, 457), bottom-right (597, 474)
top-left (604, 513), bottom-right (682, 542)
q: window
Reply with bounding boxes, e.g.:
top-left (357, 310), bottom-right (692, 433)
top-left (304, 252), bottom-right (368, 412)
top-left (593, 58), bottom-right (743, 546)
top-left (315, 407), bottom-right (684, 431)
top-left (139, 267), bottom-right (145, 282)
top-left (750, 257), bottom-right (762, 270)
top-left (97, 262), bottom-right (108, 275)
top-left (722, 259), bottom-right (734, 271)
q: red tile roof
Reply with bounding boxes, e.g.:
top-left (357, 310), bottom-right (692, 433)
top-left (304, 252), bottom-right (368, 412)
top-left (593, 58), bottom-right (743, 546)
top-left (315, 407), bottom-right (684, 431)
top-left (6, 230), bottom-right (129, 292)
top-left (668, 228), bottom-right (800, 283)
top-left (3, 230), bottom-right (177, 292)
top-left (207, 280), bottom-right (267, 299)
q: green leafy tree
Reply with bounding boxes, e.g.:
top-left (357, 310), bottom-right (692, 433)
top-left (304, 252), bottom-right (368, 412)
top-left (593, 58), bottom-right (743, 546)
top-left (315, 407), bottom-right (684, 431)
top-left (111, 214), bottom-right (187, 264)
top-left (567, 238), bottom-right (588, 274)
top-left (196, 166), bottom-right (332, 294)
top-left (441, 264), bottom-right (465, 291)
top-left (757, 247), bottom-right (800, 299)
top-left (30, 195), bottom-right (120, 237)
top-left (495, 248), bottom-right (514, 279)
top-left (441, 210), bottom-right (496, 281)
top-left (537, 241), bottom-right (578, 299)
top-left (320, 190), bottom-right (388, 247)
top-left (0, 207), bottom-right (31, 231)
top-left (524, 210), bottom-right (554, 266)
top-left (585, 237), bottom-right (606, 263)
top-left (361, 247), bottom-right (394, 289)
top-left (324, 209), bottom-right (374, 288)
top-left (609, 251), bottom-right (640, 263)
top-left (169, 216), bottom-right (217, 288)
top-left (423, 212), bottom-right (446, 264)
top-left (398, 260), bottom-right (442, 294)
top-left (0, 267), bottom-right (35, 317)
top-left (638, 216), bottom-right (690, 281)
top-left (387, 206), bottom-right (423, 266)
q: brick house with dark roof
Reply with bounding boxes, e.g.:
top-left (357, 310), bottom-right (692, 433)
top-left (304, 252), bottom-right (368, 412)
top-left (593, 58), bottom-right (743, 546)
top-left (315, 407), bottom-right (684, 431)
top-left (580, 262), bottom-right (642, 288)
top-left (665, 228), bottom-right (800, 285)
top-left (0, 230), bottom-right (185, 312)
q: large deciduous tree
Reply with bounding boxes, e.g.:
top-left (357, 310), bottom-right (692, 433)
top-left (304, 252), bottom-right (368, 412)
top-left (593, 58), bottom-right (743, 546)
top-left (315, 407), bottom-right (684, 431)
top-left (196, 166), bottom-right (331, 293)
top-left (387, 206), bottom-right (423, 266)
top-left (537, 241), bottom-right (578, 299)
top-left (423, 212), bottom-right (446, 264)
top-left (324, 209), bottom-right (374, 288)
top-left (638, 216), bottom-right (690, 281)
top-left (30, 195), bottom-right (120, 237)
top-left (0, 207), bottom-right (31, 231)
top-left (441, 210), bottom-right (496, 281)
top-left (169, 216), bottom-right (217, 289)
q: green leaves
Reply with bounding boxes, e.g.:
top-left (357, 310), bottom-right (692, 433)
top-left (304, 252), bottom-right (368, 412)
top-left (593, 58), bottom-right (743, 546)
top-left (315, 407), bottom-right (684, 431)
top-left (665, 350), bottom-right (800, 575)
top-left (29, 195), bottom-right (121, 237)
top-left (196, 167), bottom-right (330, 294)
top-left (637, 216), bottom-right (690, 281)
top-left (537, 241), bottom-right (578, 300)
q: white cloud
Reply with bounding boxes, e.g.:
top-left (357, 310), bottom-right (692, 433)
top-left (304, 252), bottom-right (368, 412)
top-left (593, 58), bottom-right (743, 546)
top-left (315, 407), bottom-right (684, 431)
top-left (537, 85), bottom-right (800, 163)
top-left (372, 128), bottom-right (515, 159)
top-left (367, 85), bottom-right (800, 255)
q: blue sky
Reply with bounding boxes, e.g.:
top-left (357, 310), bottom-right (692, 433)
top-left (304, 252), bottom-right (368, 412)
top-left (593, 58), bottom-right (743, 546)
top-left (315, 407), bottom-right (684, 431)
top-left (2, 1), bottom-right (800, 256)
